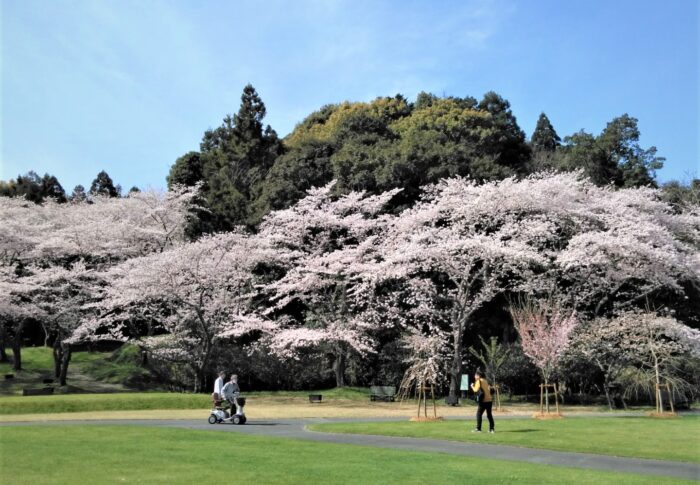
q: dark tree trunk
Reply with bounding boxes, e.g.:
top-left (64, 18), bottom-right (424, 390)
top-left (193, 365), bottom-right (206, 393)
top-left (603, 385), bottom-right (613, 411)
top-left (333, 352), bottom-right (346, 388)
top-left (448, 323), bottom-right (464, 403)
top-left (11, 342), bottom-right (22, 371)
top-left (58, 343), bottom-right (72, 386)
top-left (0, 326), bottom-right (9, 363)
top-left (53, 339), bottom-right (63, 378)
top-left (10, 321), bottom-right (24, 371)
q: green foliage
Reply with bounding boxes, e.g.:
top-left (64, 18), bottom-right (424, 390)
top-left (4, 426), bottom-right (684, 485)
top-left (477, 91), bottom-right (531, 172)
top-left (79, 345), bottom-right (155, 389)
top-left (0, 171), bottom-right (66, 203)
top-left (167, 152), bottom-right (204, 189)
top-left (661, 179), bottom-right (700, 212)
top-left (531, 112), bottom-right (561, 152)
top-left (253, 92), bottom-right (531, 216)
top-left (171, 84), bottom-right (283, 233)
top-left (89, 170), bottom-right (120, 197)
top-left (70, 184), bottom-right (87, 202)
top-left (172, 90), bottom-right (665, 232)
top-left (468, 336), bottom-right (510, 386)
top-left (560, 115), bottom-right (664, 187)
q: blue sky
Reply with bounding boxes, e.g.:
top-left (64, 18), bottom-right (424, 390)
top-left (1, 0), bottom-right (698, 192)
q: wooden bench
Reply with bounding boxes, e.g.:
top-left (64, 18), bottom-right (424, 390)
top-left (308, 394), bottom-right (322, 403)
top-left (23, 387), bottom-right (54, 396)
top-left (370, 385), bottom-right (396, 402)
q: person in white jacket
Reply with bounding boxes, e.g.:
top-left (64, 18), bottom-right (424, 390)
top-left (212, 371), bottom-right (226, 402)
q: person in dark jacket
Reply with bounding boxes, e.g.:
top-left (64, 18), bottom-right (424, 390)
top-left (471, 370), bottom-right (495, 433)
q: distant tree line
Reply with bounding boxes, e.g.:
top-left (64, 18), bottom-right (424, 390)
top-left (0, 169), bottom-right (139, 204)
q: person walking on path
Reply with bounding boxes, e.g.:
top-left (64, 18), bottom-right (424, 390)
top-left (471, 370), bottom-right (495, 433)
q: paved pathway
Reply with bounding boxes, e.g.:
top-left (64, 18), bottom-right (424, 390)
top-left (2, 417), bottom-right (698, 481)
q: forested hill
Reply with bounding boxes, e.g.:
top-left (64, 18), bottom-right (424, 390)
top-left (3, 84), bottom-right (692, 236)
top-left (166, 84), bottom-right (668, 235)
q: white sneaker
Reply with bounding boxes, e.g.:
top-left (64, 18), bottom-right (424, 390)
top-left (471, 429), bottom-right (481, 433)
top-left (489, 429), bottom-right (495, 433)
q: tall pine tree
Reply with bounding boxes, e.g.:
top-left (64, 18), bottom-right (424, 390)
top-left (531, 112), bottom-right (561, 152)
top-left (90, 170), bottom-right (120, 197)
top-left (198, 84), bottom-right (282, 232)
top-left (477, 92), bottom-right (531, 173)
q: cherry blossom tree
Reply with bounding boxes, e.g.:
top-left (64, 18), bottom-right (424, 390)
top-left (398, 328), bottom-right (449, 419)
top-left (0, 186), bottom-right (197, 264)
top-left (554, 184), bottom-right (700, 319)
top-left (24, 262), bottom-right (104, 385)
top-left (375, 176), bottom-right (555, 402)
top-left (0, 265), bottom-right (43, 370)
top-left (510, 297), bottom-right (577, 414)
top-left (0, 187), bottom-right (197, 378)
top-left (259, 182), bottom-right (399, 387)
top-left (374, 172), bottom-right (698, 402)
top-left (98, 231), bottom-right (277, 391)
top-left (569, 317), bottom-right (633, 410)
top-left (603, 311), bottom-right (700, 413)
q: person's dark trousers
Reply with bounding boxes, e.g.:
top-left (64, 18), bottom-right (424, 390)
top-left (476, 401), bottom-right (495, 431)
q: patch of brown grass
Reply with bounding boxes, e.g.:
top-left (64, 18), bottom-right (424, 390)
top-left (532, 412), bottom-right (564, 419)
top-left (0, 397), bottom-right (624, 423)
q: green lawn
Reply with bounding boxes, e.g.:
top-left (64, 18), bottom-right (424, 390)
top-left (0, 387), bottom-right (373, 414)
top-left (0, 346), bottom-right (152, 395)
top-left (0, 425), bottom-right (693, 485)
top-left (310, 416), bottom-right (700, 463)
top-left (0, 391), bottom-right (209, 414)
top-left (0, 346), bottom-right (55, 373)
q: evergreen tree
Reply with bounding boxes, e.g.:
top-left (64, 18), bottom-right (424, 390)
top-left (477, 92), bottom-right (531, 172)
top-left (167, 151), bottom-right (204, 189)
top-left (14, 171), bottom-right (44, 203)
top-left (0, 171), bottom-right (66, 203)
top-left (561, 115), bottom-right (663, 187)
top-left (197, 84), bottom-right (282, 232)
top-left (90, 170), bottom-right (120, 197)
top-left (71, 185), bottom-right (87, 202)
top-left (531, 112), bottom-right (561, 152)
top-left (598, 114), bottom-right (663, 187)
top-left (41, 174), bottom-right (66, 203)
top-left (562, 130), bottom-right (618, 186)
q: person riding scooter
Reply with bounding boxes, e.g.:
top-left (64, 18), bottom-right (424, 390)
top-left (221, 374), bottom-right (241, 417)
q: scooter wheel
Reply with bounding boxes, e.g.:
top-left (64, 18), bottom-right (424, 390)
top-left (208, 415), bottom-right (217, 425)
top-left (232, 415), bottom-right (241, 425)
